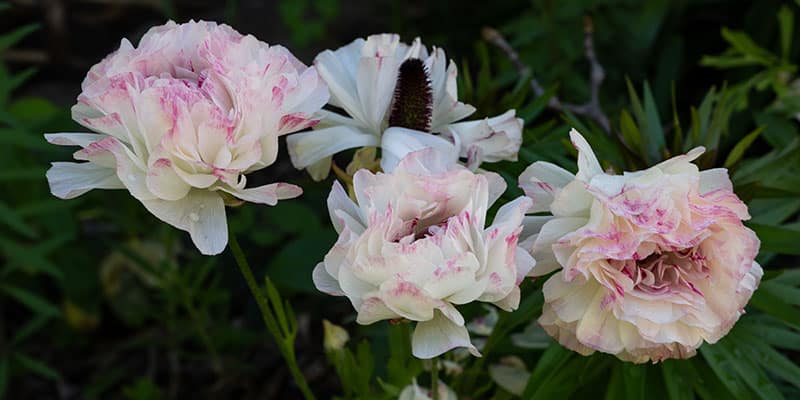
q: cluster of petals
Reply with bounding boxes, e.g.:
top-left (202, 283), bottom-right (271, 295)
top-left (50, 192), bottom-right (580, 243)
top-left (313, 149), bottom-right (535, 359)
top-left (45, 20), bottom-right (328, 254)
top-left (519, 129), bottom-right (762, 362)
top-left (286, 33), bottom-right (523, 179)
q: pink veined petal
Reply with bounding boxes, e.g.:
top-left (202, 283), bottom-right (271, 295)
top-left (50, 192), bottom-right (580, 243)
top-left (411, 310), bottom-right (480, 359)
top-left (518, 161), bottom-right (575, 213)
top-left (379, 279), bottom-right (437, 322)
top-left (146, 158), bottom-right (192, 201)
top-left (528, 217), bottom-right (588, 276)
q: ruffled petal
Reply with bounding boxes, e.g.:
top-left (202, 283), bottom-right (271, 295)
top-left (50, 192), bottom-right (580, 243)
top-left (412, 310), bottom-right (480, 359)
top-left (46, 162), bottom-right (124, 199)
top-left (287, 125), bottom-right (379, 169)
top-left (141, 190), bottom-right (227, 255)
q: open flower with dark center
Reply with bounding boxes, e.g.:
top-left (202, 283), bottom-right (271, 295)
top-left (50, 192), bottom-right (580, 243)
top-left (44, 21), bottom-right (328, 254)
top-left (286, 34), bottom-right (523, 179)
top-left (313, 148), bottom-right (535, 359)
top-left (518, 129), bottom-right (762, 363)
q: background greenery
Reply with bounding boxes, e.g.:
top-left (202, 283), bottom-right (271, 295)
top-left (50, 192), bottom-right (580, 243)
top-left (0, 0), bottom-right (799, 398)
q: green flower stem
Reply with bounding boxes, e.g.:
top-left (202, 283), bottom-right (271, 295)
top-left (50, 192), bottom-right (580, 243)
top-left (431, 357), bottom-right (440, 400)
top-left (228, 227), bottom-right (316, 400)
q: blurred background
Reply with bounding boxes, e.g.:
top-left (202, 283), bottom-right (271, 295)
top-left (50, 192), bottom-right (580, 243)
top-left (2, 0), bottom-right (800, 399)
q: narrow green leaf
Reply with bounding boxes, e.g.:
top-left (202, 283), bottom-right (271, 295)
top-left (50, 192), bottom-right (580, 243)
top-left (0, 238), bottom-right (64, 280)
top-left (642, 81), bottom-right (666, 160)
top-left (724, 126), bottom-right (763, 168)
top-left (748, 223), bottom-right (800, 255)
top-left (700, 343), bottom-right (754, 400)
top-left (736, 330), bottom-right (800, 389)
top-left (661, 360), bottom-right (695, 400)
top-left (0, 201), bottom-right (36, 238)
top-left (621, 363), bottom-right (646, 400)
top-left (0, 24), bottom-right (39, 52)
top-left (1, 284), bottom-right (60, 317)
top-left (750, 285), bottom-right (800, 329)
top-left (619, 109), bottom-right (643, 154)
top-left (778, 6), bottom-right (794, 59)
top-left (13, 353), bottom-right (61, 380)
top-left (12, 313), bottom-right (51, 345)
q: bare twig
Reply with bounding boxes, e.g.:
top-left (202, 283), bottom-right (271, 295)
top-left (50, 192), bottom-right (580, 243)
top-left (482, 17), bottom-right (611, 134)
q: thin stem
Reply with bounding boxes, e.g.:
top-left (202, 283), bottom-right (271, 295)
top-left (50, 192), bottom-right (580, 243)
top-left (431, 357), bottom-right (440, 400)
top-left (228, 228), bottom-right (317, 400)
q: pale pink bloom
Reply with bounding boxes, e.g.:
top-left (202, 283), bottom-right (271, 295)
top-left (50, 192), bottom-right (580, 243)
top-left (313, 149), bottom-right (535, 359)
top-left (519, 129), bottom-right (762, 363)
top-left (45, 20), bottom-right (328, 255)
top-left (286, 34), bottom-right (523, 179)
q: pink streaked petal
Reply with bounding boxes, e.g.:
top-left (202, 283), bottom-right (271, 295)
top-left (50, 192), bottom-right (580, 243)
top-left (146, 157), bottom-right (191, 201)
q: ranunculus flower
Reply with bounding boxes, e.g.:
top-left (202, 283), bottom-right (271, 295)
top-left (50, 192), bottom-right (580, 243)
top-left (313, 149), bottom-right (535, 359)
top-left (286, 33), bottom-right (523, 179)
top-left (45, 20), bottom-right (328, 255)
top-left (519, 129), bottom-right (762, 363)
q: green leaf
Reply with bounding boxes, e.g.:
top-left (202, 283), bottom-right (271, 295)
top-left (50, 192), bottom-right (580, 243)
top-left (521, 344), bottom-right (573, 398)
top-left (621, 363), bottom-right (646, 400)
top-left (660, 360), bottom-right (695, 400)
top-left (0, 284), bottom-right (61, 317)
top-left (724, 126), bottom-right (762, 168)
top-left (619, 109), bottom-right (643, 154)
top-left (0, 238), bottom-right (64, 279)
top-left (0, 24), bottom-right (39, 52)
top-left (700, 343), bottom-right (755, 400)
top-left (778, 6), bottom-right (794, 59)
top-left (720, 28), bottom-right (778, 66)
top-left (735, 329), bottom-right (800, 390)
top-left (642, 81), bottom-right (666, 159)
top-left (747, 223), bottom-right (800, 255)
top-left (12, 313), bottom-right (51, 345)
top-left (13, 353), bottom-right (61, 380)
top-left (0, 201), bottom-right (36, 239)
top-left (750, 285), bottom-right (800, 329)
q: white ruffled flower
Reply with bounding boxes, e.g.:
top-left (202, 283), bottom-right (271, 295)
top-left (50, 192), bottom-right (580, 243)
top-left (286, 34), bottom-right (523, 179)
top-left (45, 20), bottom-right (328, 254)
top-left (313, 149), bottom-right (535, 359)
top-left (519, 129), bottom-right (762, 363)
